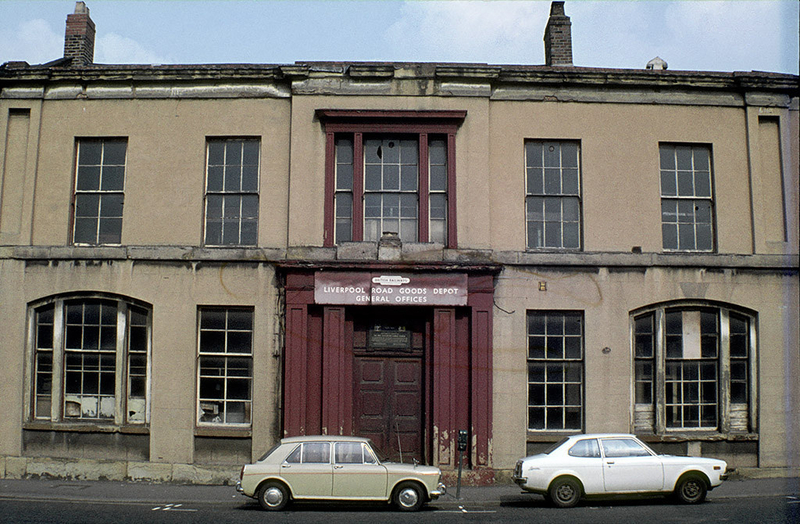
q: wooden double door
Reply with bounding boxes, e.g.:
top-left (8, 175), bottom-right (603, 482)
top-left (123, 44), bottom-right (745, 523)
top-left (352, 308), bottom-right (427, 463)
top-left (354, 357), bottom-right (423, 463)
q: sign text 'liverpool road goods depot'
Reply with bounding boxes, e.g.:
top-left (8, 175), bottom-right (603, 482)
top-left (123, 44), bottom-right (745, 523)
top-left (314, 272), bottom-right (468, 306)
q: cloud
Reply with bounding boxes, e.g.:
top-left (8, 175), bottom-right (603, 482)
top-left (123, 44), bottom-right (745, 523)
top-left (96, 33), bottom-right (170, 65)
top-left (384, 0), bottom-right (796, 73)
top-left (0, 17), bottom-right (170, 66)
top-left (386, 1), bottom-right (549, 64)
top-left (0, 19), bottom-right (62, 64)
top-left (572, 0), bottom-right (793, 73)
top-left (662, 0), bottom-right (787, 72)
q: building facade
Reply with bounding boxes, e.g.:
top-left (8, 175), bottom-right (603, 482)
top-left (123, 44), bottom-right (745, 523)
top-left (1, 2), bottom-right (798, 483)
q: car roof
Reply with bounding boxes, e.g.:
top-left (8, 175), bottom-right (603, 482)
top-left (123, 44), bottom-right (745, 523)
top-left (564, 433), bottom-right (637, 440)
top-left (280, 435), bottom-right (371, 444)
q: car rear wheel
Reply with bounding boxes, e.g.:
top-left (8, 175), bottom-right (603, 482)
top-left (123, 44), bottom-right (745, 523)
top-left (257, 481), bottom-right (290, 511)
top-left (675, 475), bottom-right (707, 504)
top-left (548, 477), bottom-right (582, 508)
top-left (393, 481), bottom-right (425, 512)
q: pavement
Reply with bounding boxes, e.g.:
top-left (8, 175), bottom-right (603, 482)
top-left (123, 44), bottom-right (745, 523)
top-left (0, 476), bottom-right (797, 507)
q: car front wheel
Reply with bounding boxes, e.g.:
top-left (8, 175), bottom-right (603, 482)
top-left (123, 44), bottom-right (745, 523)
top-left (257, 481), bottom-right (290, 511)
top-left (393, 481), bottom-right (425, 512)
top-left (675, 475), bottom-right (707, 504)
top-left (548, 477), bottom-right (582, 508)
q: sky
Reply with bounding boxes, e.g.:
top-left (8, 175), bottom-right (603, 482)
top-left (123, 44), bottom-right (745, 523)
top-left (0, 0), bottom-right (797, 74)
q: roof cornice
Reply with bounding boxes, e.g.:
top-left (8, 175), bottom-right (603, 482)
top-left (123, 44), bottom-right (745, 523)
top-left (2, 61), bottom-right (797, 98)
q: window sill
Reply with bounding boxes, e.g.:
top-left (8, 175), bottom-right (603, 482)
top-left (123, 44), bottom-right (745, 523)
top-left (23, 421), bottom-right (149, 435)
top-left (195, 426), bottom-right (252, 438)
top-left (636, 432), bottom-right (758, 443)
top-left (525, 248), bottom-right (583, 253)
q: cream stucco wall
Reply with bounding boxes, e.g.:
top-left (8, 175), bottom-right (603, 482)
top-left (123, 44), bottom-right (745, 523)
top-left (1, 66), bottom-right (797, 478)
top-left (488, 102), bottom-right (755, 254)
top-left (0, 258), bottom-right (281, 464)
top-left (491, 264), bottom-right (799, 470)
top-left (15, 98), bottom-right (291, 248)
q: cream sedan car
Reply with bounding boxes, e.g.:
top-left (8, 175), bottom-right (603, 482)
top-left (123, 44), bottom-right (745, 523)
top-left (237, 435), bottom-right (445, 511)
top-left (513, 433), bottom-right (728, 508)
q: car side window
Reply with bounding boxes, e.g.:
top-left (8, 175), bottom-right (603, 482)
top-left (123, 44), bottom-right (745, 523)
top-left (303, 442), bottom-right (331, 464)
top-left (335, 442), bottom-right (363, 464)
top-left (568, 439), bottom-right (600, 458)
top-left (285, 445), bottom-right (301, 464)
top-left (602, 438), bottom-right (651, 458)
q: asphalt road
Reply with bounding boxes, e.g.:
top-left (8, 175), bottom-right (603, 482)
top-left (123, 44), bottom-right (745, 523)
top-left (0, 477), bottom-right (797, 524)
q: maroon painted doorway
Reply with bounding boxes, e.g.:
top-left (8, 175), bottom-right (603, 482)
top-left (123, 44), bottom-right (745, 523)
top-left (355, 357), bottom-right (423, 463)
top-left (351, 308), bottom-right (428, 464)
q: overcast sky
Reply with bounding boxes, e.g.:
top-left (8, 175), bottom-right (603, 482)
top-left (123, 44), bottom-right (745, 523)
top-left (1, 0), bottom-right (797, 74)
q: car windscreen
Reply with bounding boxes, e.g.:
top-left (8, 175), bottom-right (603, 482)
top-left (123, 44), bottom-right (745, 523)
top-left (367, 440), bottom-right (389, 462)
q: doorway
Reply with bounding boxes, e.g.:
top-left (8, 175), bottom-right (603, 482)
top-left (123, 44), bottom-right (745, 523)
top-left (350, 307), bottom-right (428, 463)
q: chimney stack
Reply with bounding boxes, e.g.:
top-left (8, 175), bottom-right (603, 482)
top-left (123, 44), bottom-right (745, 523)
top-left (64, 2), bottom-right (95, 66)
top-left (544, 1), bottom-right (573, 67)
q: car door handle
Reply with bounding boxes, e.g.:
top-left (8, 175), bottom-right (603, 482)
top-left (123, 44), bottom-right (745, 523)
top-left (606, 461), bottom-right (615, 465)
top-left (281, 464), bottom-right (291, 468)
top-left (334, 465), bottom-right (344, 469)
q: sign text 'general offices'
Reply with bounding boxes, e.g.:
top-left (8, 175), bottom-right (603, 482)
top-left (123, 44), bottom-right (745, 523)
top-left (315, 272), bottom-right (468, 306)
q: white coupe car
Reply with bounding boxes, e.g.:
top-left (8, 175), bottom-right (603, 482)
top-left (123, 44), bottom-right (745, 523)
top-left (513, 433), bottom-right (728, 507)
top-left (237, 435), bottom-right (445, 511)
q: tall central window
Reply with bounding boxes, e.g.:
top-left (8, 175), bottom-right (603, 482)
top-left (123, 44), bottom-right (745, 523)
top-left (363, 137), bottom-right (420, 242)
top-left (320, 110), bottom-right (464, 248)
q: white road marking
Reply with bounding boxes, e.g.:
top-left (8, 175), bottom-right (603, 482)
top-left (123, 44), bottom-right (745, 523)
top-left (437, 505), bottom-right (497, 514)
top-left (151, 503), bottom-right (198, 512)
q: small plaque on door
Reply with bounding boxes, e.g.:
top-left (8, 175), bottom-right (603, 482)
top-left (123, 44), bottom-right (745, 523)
top-left (368, 328), bottom-right (412, 350)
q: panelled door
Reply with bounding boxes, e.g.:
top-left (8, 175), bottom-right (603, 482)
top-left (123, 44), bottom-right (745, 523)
top-left (354, 356), bottom-right (423, 463)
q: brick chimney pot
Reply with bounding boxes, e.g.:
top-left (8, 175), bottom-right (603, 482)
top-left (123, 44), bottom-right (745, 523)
top-left (64, 2), bottom-right (96, 66)
top-left (544, 1), bottom-right (573, 67)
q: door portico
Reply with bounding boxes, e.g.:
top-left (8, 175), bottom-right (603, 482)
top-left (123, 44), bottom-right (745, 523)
top-left (281, 267), bottom-right (496, 477)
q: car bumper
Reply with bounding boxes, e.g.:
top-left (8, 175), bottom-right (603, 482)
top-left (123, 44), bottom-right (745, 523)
top-left (430, 483), bottom-right (447, 499)
top-left (235, 481), bottom-right (244, 494)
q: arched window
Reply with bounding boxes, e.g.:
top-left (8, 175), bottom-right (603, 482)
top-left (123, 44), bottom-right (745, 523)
top-left (29, 294), bottom-right (151, 425)
top-left (632, 302), bottom-right (756, 435)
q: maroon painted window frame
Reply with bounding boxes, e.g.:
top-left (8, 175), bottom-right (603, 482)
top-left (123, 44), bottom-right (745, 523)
top-left (318, 110), bottom-right (465, 248)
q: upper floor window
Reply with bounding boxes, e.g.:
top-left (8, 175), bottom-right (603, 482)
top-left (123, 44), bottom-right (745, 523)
top-left (29, 295), bottom-right (150, 425)
top-left (319, 110), bottom-right (465, 248)
top-left (659, 144), bottom-right (714, 252)
top-left (525, 140), bottom-right (581, 250)
top-left (633, 303), bottom-right (756, 435)
top-left (527, 311), bottom-right (584, 431)
top-left (204, 138), bottom-right (260, 246)
top-left (73, 139), bottom-right (127, 245)
top-left (197, 307), bottom-right (253, 426)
